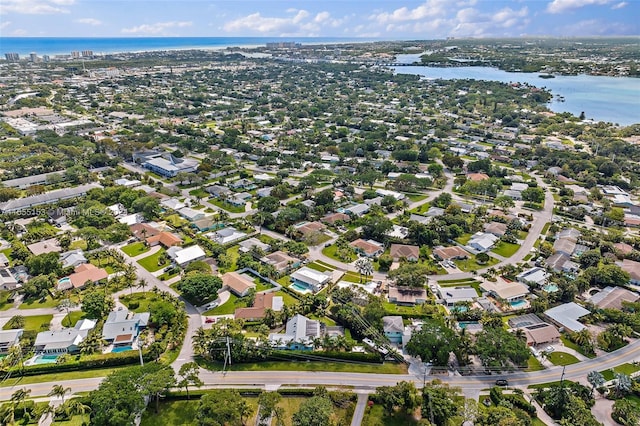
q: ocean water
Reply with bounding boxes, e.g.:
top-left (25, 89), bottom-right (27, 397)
top-left (0, 37), bottom-right (363, 57)
top-left (393, 62), bottom-right (640, 126)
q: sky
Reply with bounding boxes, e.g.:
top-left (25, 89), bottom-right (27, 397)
top-left (0, 0), bottom-right (638, 38)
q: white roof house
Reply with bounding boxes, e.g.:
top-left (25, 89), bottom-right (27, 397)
top-left (437, 286), bottom-right (478, 307)
top-left (517, 267), bottom-right (548, 287)
top-left (114, 178), bottom-right (141, 188)
top-left (0, 268), bottom-right (20, 291)
top-left (290, 267), bottom-right (331, 293)
top-left (167, 245), bottom-right (206, 267)
top-left (102, 310), bottom-right (150, 345)
top-left (268, 314), bottom-right (321, 350)
top-left (0, 329), bottom-right (23, 354)
top-left (118, 213), bottom-right (144, 226)
top-left (161, 198), bottom-right (186, 211)
top-left (60, 249), bottom-right (87, 269)
top-left (34, 319), bottom-right (96, 354)
top-left (544, 302), bottom-right (590, 332)
top-left (178, 207), bottom-right (205, 221)
top-left (210, 227), bottom-right (247, 245)
top-left (468, 232), bottom-right (499, 253)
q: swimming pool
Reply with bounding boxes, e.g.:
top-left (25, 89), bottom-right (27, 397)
top-left (458, 321), bottom-right (480, 329)
top-left (290, 282), bottom-right (312, 294)
top-left (33, 354), bottom-right (59, 364)
top-left (510, 300), bottom-right (527, 309)
top-left (112, 346), bottom-right (133, 353)
top-left (58, 277), bottom-right (71, 286)
top-left (544, 284), bottom-right (559, 293)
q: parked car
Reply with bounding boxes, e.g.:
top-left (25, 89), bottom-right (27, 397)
top-left (495, 379), bottom-right (509, 386)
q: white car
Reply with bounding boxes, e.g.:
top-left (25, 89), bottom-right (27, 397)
top-left (545, 345), bottom-right (555, 353)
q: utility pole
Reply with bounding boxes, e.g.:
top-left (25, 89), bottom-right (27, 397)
top-left (138, 345), bottom-right (144, 366)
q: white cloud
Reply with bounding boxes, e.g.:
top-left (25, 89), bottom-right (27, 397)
top-left (12, 28), bottom-right (28, 35)
top-left (121, 21), bottom-right (192, 35)
top-left (560, 18), bottom-right (633, 35)
top-left (0, 21), bottom-right (11, 30)
top-left (546, 0), bottom-right (614, 14)
top-left (369, 0), bottom-right (448, 24)
top-left (0, 0), bottom-right (74, 14)
top-left (75, 18), bottom-right (101, 26)
top-left (612, 2), bottom-right (628, 9)
top-left (223, 9), bottom-right (343, 36)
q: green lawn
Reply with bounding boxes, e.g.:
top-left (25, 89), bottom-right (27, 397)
top-left (165, 214), bottom-right (190, 228)
top-left (203, 293), bottom-right (246, 316)
top-left (491, 242), bottom-right (520, 257)
top-left (141, 397), bottom-right (259, 426)
top-left (52, 414), bottom-right (90, 425)
top-left (188, 188), bottom-right (209, 199)
top-left (209, 198), bottom-right (245, 213)
top-left (19, 295), bottom-right (60, 309)
top-left (314, 260), bottom-right (337, 270)
top-left (69, 239), bottom-right (87, 250)
top-left (158, 269), bottom-right (180, 281)
top-left (0, 291), bottom-right (13, 310)
top-left (121, 241), bottom-right (150, 257)
top-left (438, 278), bottom-right (479, 285)
top-left (341, 271), bottom-right (364, 283)
top-left (455, 233), bottom-right (473, 245)
top-left (0, 366), bottom-right (129, 388)
top-left (527, 356), bottom-right (545, 372)
top-left (138, 248), bottom-right (170, 272)
top-left (274, 396), bottom-right (352, 426)
top-left (61, 311), bottom-right (85, 328)
top-left (306, 261), bottom-right (334, 273)
top-left (0, 248), bottom-right (13, 266)
top-left (274, 290), bottom-right (300, 306)
top-left (454, 255), bottom-right (499, 272)
top-left (322, 244), bottom-right (356, 263)
top-left (362, 404), bottom-right (419, 426)
top-left (600, 363), bottom-right (640, 381)
top-left (3, 314), bottom-right (53, 331)
top-left (218, 245), bottom-right (240, 274)
top-left (203, 360), bottom-right (407, 374)
top-left (120, 292), bottom-right (162, 313)
top-left (405, 193), bottom-right (428, 202)
top-left (546, 351), bottom-right (580, 366)
top-left (560, 335), bottom-right (596, 359)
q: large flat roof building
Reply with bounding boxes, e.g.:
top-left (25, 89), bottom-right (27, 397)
top-left (0, 183), bottom-right (101, 213)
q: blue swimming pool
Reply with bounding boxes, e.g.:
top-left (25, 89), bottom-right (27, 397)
top-left (290, 282), bottom-right (312, 294)
top-left (544, 284), bottom-right (559, 293)
top-left (458, 321), bottom-right (480, 329)
top-left (510, 300), bottom-right (527, 308)
top-left (112, 346), bottom-right (133, 353)
top-left (33, 354), bottom-right (59, 364)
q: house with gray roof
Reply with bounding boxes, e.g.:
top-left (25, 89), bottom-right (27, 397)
top-left (0, 329), bottom-right (23, 354)
top-left (544, 302), bottom-right (590, 332)
top-left (268, 314), bottom-right (321, 350)
top-left (34, 319), bottom-right (96, 354)
top-left (102, 309), bottom-right (149, 350)
top-left (0, 183), bottom-right (101, 214)
top-left (60, 249), bottom-right (87, 269)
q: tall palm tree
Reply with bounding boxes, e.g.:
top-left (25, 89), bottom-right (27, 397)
top-left (10, 388), bottom-right (30, 414)
top-left (354, 258), bottom-right (373, 283)
top-left (48, 385), bottom-right (71, 403)
top-left (614, 373), bottom-right (632, 397)
top-left (587, 371), bottom-right (605, 395)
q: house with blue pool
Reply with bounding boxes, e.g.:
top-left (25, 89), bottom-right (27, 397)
top-left (289, 267), bottom-right (331, 293)
top-left (102, 309), bottom-right (150, 352)
top-left (34, 319), bottom-right (96, 354)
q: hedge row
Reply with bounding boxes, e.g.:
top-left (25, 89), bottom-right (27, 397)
top-left (271, 350), bottom-right (383, 363)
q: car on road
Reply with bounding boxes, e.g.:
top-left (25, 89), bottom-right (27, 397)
top-left (495, 379), bottom-right (509, 386)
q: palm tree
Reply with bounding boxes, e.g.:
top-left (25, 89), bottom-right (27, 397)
top-left (48, 385), bottom-right (71, 403)
top-left (66, 399), bottom-right (91, 419)
top-left (10, 388), bottom-right (30, 415)
top-left (614, 373), bottom-right (632, 397)
top-left (123, 264), bottom-right (137, 295)
top-left (354, 257), bottom-right (373, 283)
top-left (137, 278), bottom-right (148, 292)
top-left (587, 371), bottom-right (605, 395)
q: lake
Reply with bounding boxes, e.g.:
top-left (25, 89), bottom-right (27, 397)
top-left (393, 53), bottom-right (640, 126)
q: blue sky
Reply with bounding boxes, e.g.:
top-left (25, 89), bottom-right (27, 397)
top-left (1, 0), bottom-right (638, 38)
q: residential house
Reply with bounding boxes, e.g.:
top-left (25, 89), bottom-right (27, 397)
top-left (146, 232), bottom-right (182, 248)
top-left (47, 208), bottom-right (69, 226)
top-left (210, 227), bottom-right (247, 245)
top-left (321, 212), bottom-right (350, 225)
top-left (388, 225), bottom-right (409, 239)
top-left (618, 259), bottom-right (640, 285)
top-left (388, 286), bottom-right (427, 305)
top-left (256, 187), bottom-right (273, 198)
top-left (192, 217), bottom-right (218, 232)
top-left (58, 263), bottom-right (109, 291)
top-left (114, 178), bottom-right (141, 188)
top-left (553, 228), bottom-right (581, 256)
top-left (205, 185), bottom-right (232, 199)
top-left (268, 314), bottom-right (321, 350)
top-left (432, 246), bottom-right (469, 261)
top-left (222, 271), bottom-right (256, 297)
top-left (516, 267), bottom-right (548, 287)
top-left (238, 238), bottom-right (271, 254)
top-left (1, 171), bottom-right (65, 189)
top-left (118, 213), bottom-right (143, 226)
top-left (546, 253), bottom-right (580, 274)
top-left (481, 278), bottom-right (529, 303)
top-left (229, 179), bottom-right (256, 191)
top-left (467, 173), bottom-right (490, 182)
top-left (519, 323), bottom-right (561, 347)
top-left (290, 267), bottom-right (331, 293)
top-left (349, 239), bottom-right (384, 258)
top-left (375, 189), bottom-right (405, 200)
top-left (235, 293), bottom-right (283, 320)
top-left (178, 207), bottom-right (205, 222)
top-left (102, 310), bottom-right (149, 350)
top-left (484, 222), bottom-right (507, 237)
top-left (34, 319), bottom-right (96, 354)
top-left (437, 286), bottom-right (477, 307)
top-left (130, 223), bottom-right (161, 241)
top-left (390, 244), bottom-right (419, 262)
top-left (107, 203), bottom-right (127, 217)
top-left (60, 249), bottom-right (87, 269)
top-left (544, 302), bottom-right (590, 332)
top-left (27, 238), bottom-right (62, 256)
top-left (425, 207), bottom-right (445, 217)
top-left (0, 269), bottom-right (20, 291)
top-left (503, 189), bottom-right (523, 200)
top-left (345, 204), bottom-right (370, 217)
top-left (160, 198), bottom-right (186, 211)
top-left (227, 192), bottom-right (251, 207)
top-left (409, 214), bottom-right (431, 225)
top-left (167, 245), bottom-right (206, 267)
top-left (382, 316), bottom-right (404, 344)
top-left (260, 251), bottom-right (300, 274)
top-left (295, 221), bottom-right (326, 238)
top-left (0, 329), bottom-right (23, 354)
top-left (589, 286), bottom-right (640, 310)
top-left (468, 232), bottom-right (499, 253)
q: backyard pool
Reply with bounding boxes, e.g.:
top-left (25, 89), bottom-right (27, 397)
top-left (510, 300), bottom-right (527, 309)
top-left (111, 346), bottom-right (133, 353)
top-left (32, 354), bottom-right (59, 364)
top-left (58, 277), bottom-right (71, 287)
top-left (458, 321), bottom-right (480, 329)
top-left (290, 282), bottom-right (312, 294)
top-left (544, 284), bottom-right (559, 293)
